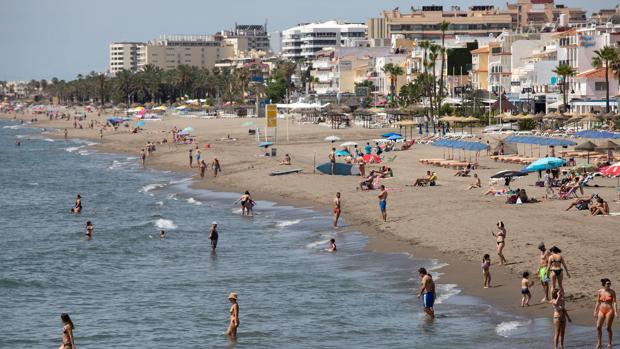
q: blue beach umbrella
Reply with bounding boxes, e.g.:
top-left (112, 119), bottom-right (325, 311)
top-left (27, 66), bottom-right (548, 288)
top-left (182, 127), bottom-right (194, 132)
top-left (387, 135), bottom-right (403, 141)
top-left (335, 149), bottom-right (350, 157)
top-left (382, 132), bottom-right (402, 138)
top-left (258, 141), bottom-right (273, 148)
top-left (523, 157), bottom-right (566, 172)
top-left (135, 121), bottom-right (145, 127)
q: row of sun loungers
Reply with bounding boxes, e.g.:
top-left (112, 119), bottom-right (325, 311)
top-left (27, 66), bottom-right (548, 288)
top-left (489, 155), bottom-right (537, 165)
top-left (419, 159), bottom-right (475, 169)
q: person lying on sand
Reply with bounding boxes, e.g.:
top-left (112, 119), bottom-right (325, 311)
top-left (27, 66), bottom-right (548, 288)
top-left (466, 174), bottom-right (481, 190)
top-left (455, 163), bottom-right (472, 177)
top-left (484, 187), bottom-right (508, 196)
top-left (565, 194), bottom-right (595, 211)
top-left (279, 154), bottom-right (291, 165)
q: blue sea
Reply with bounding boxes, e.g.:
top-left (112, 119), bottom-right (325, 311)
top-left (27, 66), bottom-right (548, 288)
top-left (0, 119), bottom-right (592, 348)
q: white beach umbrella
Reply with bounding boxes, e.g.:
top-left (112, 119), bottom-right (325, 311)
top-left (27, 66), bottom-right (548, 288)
top-left (324, 136), bottom-right (341, 142)
top-left (340, 141), bottom-right (358, 147)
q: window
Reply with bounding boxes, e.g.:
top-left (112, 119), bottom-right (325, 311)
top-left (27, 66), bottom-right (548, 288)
top-left (595, 82), bottom-right (607, 91)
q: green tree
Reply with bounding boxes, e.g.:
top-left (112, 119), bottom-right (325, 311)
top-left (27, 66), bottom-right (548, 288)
top-left (114, 69), bottom-right (134, 104)
top-left (552, 63), bottom-right (575, 113)
top-left (438, 21), bottom-right (450, 105)
top-left (265, 73), bottom-right (288, 103)
top-left (592, 46), bottom-right (619, 113)
top-left (381, 63), bottom-right (404, 106)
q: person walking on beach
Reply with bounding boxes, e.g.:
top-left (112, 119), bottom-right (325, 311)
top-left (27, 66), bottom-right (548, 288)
top-left (333, 192), bottom-right (341, 227)
top-left (71, 194), bottom-right (82, 214)
top-left (595, 278), bottom-right (616, 349)
top-left (544, 169), bottom-right (555, 199)
top-left (417, 268), bottom-right (435, 319)
top-left (538, 243), bottom-right (551, 301)
top-left (195, 148), bottom-right (201, 165)
top-left (188, 149), bottom-right (193, 168)
top-left (550, 289), bottom-right (571, 349)
top-left (364, 142), bottom-right (372, 155)
top-left (482, 254), bottom-right (491, 288)
top-left (85, 221), bottom-right (93, 239)
top-left (378, 185), bottom-right (388, 222)
top-left (209, 222), bottom-right (218, 251)
top-left (546, 246), bottom-right (570, 294)
top-left (59, 313), bottom-right (75, 349)
top-left (521, 272), bottom-right (534, 307)
top-left (199, 159), bottom-right (207, 178)
top-left (328, 148), bottom-right (336, 175)
top-left (227, 292), bottom-right (240, 339)
top-left (140, 149), bottom-right (146, 168)
top-left (491, 221), bottom-right (507, 265)
top-left (64, 128), bottom-right (68, 140)
top-left (211, 158), bottom-right (221, 177)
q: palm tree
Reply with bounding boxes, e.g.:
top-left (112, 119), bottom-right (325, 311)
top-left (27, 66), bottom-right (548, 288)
top-left (94, 74), bottom-right (107, 105)
top-left (115, 69), bottom-right (134, 104)
top-left (592, 46), bottom-right (619, 113)
top-left (381, 63), bottom-right (404, 106)
top-left (428, 44), bottom-right (441, 116)
top-left (438, 21), bottom-right (450, 104)
top-left (552, 63), bottom-right (575, 112)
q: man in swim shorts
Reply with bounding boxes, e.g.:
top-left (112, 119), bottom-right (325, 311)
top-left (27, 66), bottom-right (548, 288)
top-left (537, 243), bottom-right (551, 301)
top-left (417, 268), bottom-right (435, 319)
top-left (378, 185), bottom-right (388, 222)
top-left (209, 222), bottom-right (218, 251)
top-left (333, 192), bottom-right (341, 227)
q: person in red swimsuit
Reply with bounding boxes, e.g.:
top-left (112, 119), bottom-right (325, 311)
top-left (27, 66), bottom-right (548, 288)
top-left (595, 278), bottom-right (617, 349)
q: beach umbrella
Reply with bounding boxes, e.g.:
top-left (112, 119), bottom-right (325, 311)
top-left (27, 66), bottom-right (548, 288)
top-left (595, 140), bottom-right (619, 151)
top-left (135, 121), bottom-right (145, 127)
top-left (242, 121), bottom-right (255, 127)
top-left (335, 149), bottom-right (350, 157)
top-left (600, 162), bottom-right (620, 186)
top-left (387, 135), bottom-right (403, 141)
top-left (523, 157), bottom-right (566, 172)
top-left (575, 140), bottom-right (598, 163)
top-left (182, 127), bottom-right (193, 132)
top-left (571, 163), bottom-right (598, 173)
top-left (340, 141), bottom-right (358, 147)
top-left (324, 135), bottom-right (341, 142)
top-left (491, 170), bottom-right (529, 179)
top-left (362, 154), bottom-right (381, 164)
top-left (258, 141), bottom-right (273, 148)
top-left (382, 132), bottom-right (402, 138)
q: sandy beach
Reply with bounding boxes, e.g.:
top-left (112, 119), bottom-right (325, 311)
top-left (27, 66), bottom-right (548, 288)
top-left (4, 109), bottom-right (619, 326)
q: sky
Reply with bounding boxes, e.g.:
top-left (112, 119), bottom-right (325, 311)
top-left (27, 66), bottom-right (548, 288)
top-left (0, 0), bottom-right (614, 81)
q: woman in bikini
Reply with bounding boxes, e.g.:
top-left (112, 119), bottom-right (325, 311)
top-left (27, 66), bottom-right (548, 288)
top-left (238, 191), bottom-right (254, 216)
top-left (72, 194), bottom-right (82, 214)
top-left (59, 313), bottom-right (75, 349)
top-left (546, 246), bottom-right (570, 293)
top-left (595, 278), bottom-right (617, 349)
top-left (491, 221), bottom-right (507, 265)
top-left (550, 289), bottom-right (571, 349)
top-left (227, 292), bottom-right (239, 339)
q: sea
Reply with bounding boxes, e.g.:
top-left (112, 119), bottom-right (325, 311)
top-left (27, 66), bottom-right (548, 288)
top-left (0, 119), bottom-right (593, 348)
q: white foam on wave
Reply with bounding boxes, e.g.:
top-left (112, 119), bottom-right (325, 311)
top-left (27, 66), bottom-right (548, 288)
top-left (140, 183), bottom-right (166, 193)
top-left (108, 160), bottom-right (130, 170)
top-left (78, 150), bottom-right (90, 156)
top-left (43, 138), bottom-right (55, 142)
top-left (169, 177), bottom-right (193, 185)
top-left (155, 218), bottom-right (177, 229)
top-left (306, 239), bottom-right (330, 249)
top-left (29, 182), bottom-right (39, 186)
top-left (16, 134), bottom-right (26, 139)
top-left (276, 219), bottom-right (301, 228)
top-left (155, 201), bottom-right (164, 206)
top-left (187, 197), bottom-right (202, 205)
top-left (435, 283), bottom-right (460, 304)
top-left (65, 146), bottom-right (85, 153)
top-left (3, 124), bottom-right (22, 129)
top-left (495, 320), bottom-right (531, 337)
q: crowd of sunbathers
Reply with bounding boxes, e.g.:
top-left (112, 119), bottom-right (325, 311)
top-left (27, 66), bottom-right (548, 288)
top-left (359, 166), bottom-right (393, 190)
top-left (566, 193), bottom-right (610, 216)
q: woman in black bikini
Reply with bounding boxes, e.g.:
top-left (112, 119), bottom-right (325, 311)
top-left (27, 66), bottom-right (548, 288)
top-left (547, 246), bottom-right (570, 293)
top-left (71, 194), bottom-right (82, 214)
top-left (59, 313), bottom-right (75, 349)
top-left (491, 221), bottom-right (507, 265)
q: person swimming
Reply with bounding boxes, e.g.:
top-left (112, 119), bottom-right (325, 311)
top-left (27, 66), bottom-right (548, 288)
top-left (59, 313), bottom-right (75, 349)
top-left (159, 230), bottom-right (166, 239)
top-left (71, 194), bottom-right (82, 214)
top-left (85, 221), bottom-right (93, 238)
top-left (328, 238), bottom-right (337, 252)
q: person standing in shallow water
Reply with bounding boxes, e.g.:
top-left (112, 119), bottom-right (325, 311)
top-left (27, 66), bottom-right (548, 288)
top-left (209, 222), bottom-right (218, 251)
top-left (333, 192), bottom-right (341, 227)
top-left (227, 292), bottom-right (239, 339)
top-left (85, 221), bottom-right (93, 239)
top-left (59, 313), bottom-right (75, 349)
top-left (71, 194), bottom-right (82, 214)
top-left (595, 278), bottom-right (616, 349)
top-left (417, 267), bottom-right (435, 319)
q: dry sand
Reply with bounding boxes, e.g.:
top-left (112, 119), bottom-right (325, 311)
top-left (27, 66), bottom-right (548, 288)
top-left (4, 109), bottom-right (619, 326)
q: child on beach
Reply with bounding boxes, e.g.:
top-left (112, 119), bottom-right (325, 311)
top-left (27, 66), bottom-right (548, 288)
top-left (521, 272), bottom-right (535, 307)
top-left (482, 254), bottom-right (491, 288)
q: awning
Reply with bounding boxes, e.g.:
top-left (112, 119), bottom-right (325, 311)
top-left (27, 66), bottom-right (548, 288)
top-left (505, 135), bottom-right (577, 146)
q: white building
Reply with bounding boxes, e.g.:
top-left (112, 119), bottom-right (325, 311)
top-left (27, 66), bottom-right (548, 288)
top-left (109, 42), bottom-right (145, 74)
top-left (281, 20), bottom-right (367, 60)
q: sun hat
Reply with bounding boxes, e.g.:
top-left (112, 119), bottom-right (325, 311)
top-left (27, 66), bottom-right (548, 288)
top-left (212, 221), bottom-right (218, 225)
top-left (228, 292), bottom-right (238, 300)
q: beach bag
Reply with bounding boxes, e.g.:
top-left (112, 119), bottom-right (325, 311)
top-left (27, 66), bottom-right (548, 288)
top-left (576, 201), bottom-right (589, 211)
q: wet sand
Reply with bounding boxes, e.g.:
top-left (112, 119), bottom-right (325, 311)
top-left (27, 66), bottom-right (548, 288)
top-left (4, 109), bottom-right (619, 326)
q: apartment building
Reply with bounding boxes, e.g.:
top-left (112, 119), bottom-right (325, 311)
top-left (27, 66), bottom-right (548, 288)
top-left (505, 0), bottom-right (586, 29)
top-left (368, 6), bottom-right (513, 41)
top-left (471, 46), bottom-right (490, 90)
top-left (139, 35), bottom-right (235, 71)
top-left (281, 21), bottom-right (367, 60)
top-left (217, 24), bottom-right (270, 52)
top-left (109, 42), bottom-right (144, 74)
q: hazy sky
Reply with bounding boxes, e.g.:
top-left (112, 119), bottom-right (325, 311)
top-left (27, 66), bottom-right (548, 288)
top-left (0, 0), bottom-right (614, 81)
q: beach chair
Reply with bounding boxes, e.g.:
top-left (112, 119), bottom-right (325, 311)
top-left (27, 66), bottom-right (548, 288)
top-left (559, 186), bottom-right (578, 200)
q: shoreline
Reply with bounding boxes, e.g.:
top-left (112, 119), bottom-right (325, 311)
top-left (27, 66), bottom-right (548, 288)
top-left (3, 111), bottom-right (617, 328)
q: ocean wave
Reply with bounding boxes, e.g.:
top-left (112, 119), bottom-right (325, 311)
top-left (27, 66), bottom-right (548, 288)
top-left (29, 182), bottom-right (39, 186)
top-left (154, 218), bottom-right (177, 230)
top-left (140, 183), bottom-right (167, 193)
top-left (43, 138), bottom-right (55, 142)
top-left (155, 201), bottom-right (164, 206)
top-left (108, 159), bottom-right (131, 170)
top-left (78, 150), bottom-right (90, 156)
top-left (169, 177), bottom-right (192, 185)
top-left (276, 219), bottom-right (301, 228)
top-left (187, 197), bottom-right (202, 205)
top-left (435, 284), bottom-right (460, 304)
top-left (16, 134), bottom-right (26, 138)
top-left (3, 124), bottom-right (22, 129)
top-left (65, 146), bottom-right (85, 153)
top-left (306, 239), bottom-right (330, 249)
top-left (495, 320), bottom-right (531, 337)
